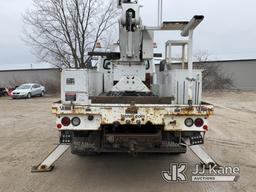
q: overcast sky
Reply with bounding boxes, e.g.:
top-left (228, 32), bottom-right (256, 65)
top-left (0, 0), bottom-right (256, 69)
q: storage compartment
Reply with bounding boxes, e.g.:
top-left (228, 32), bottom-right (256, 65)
top-left (158, 69), bottom-right (202, 105)
top-left (61, 69), bottom-right (103, 105)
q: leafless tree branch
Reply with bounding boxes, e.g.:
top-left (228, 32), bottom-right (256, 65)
top-left (23, 0), bottom-right (119, 68)
top-left (194, 51), bottom-right (234, 90)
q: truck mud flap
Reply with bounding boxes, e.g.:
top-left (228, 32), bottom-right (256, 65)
top-left (71, 132), bottom-right (101, 155)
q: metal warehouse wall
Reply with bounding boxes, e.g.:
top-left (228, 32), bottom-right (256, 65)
top-left (155, 60), bottom-right (256, 90)
top-left (0, 68), bottom-right (61, 93)
top-left (204, 60), bottom-right (256, 90)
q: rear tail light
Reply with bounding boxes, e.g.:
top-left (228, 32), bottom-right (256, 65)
top-left (194, 118), bottom-right (204, 127)
top-left (61, 117), bottom-right (71, 126)
top-left (71, 117), bottom-right (81, 126)
top-left (184, 118), bottom-right (194, 127)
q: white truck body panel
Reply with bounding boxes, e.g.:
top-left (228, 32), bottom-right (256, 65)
top-left (61, 69), bottom-right (103, 105)
top-left (113, 64), bottom-right (146, 81)
top-left (158, 69), bottom-right (202, 104)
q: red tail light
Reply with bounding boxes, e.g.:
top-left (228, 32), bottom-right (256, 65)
top-left (61, 117), bottom-right (71, 126)
top-left (194, 118), bottom-right (204, 127)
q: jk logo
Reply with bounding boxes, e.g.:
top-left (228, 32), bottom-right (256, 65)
top-left (162, 163), bottom-right (187, 182)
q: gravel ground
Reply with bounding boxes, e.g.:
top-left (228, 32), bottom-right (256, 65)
top-left (0, 91), bottom-right (255, 192)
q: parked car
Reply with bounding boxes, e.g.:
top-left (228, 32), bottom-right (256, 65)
top-left (11, 83), bottom-right (45, 99)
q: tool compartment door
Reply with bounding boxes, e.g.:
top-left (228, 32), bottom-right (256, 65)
top-left (61, 69), bottom-right (89, 105)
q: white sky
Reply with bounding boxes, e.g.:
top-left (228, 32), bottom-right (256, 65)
top-left (0, 0), bottom-right (256, 69)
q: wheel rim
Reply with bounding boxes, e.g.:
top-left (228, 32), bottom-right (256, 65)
top-left (28, 93), bottom-right (31, 98)
top-left (42, 91), bottom-right (44, 96)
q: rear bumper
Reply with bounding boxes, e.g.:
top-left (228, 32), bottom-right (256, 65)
top-left (52, 103), bottom-right (213, 132)
top-left (12, 94), bottom-right (27, 98)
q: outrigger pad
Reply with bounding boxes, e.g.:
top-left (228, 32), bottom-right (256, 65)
top-left (31, 144), bottom-right (70, 173)
top-left (31, 165), bottom-right (55, 173)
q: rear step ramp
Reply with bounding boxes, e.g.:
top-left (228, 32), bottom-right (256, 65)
top-left (31, 144), bottom-right (70, 172)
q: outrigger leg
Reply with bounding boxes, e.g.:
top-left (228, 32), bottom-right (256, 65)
top-left (31, 144), bottom-right (70, 172)
top-left (189, 145), bottom-right (219, 168)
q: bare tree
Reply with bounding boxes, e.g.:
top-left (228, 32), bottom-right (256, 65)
top-left (194, 51), bottom-right (234, 90)
top-left (23, 0), bottom-right (118, 68)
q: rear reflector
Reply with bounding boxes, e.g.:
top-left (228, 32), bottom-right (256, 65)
top-left (57, 124), bottom-right (62, 129)
top-left (203, 125), bottom-right (208, 130)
